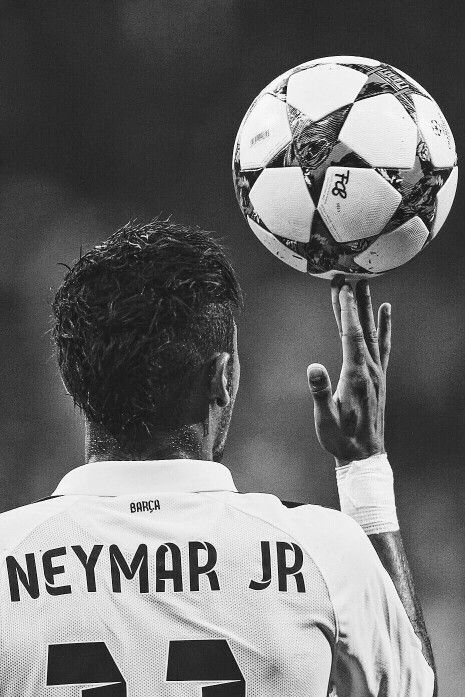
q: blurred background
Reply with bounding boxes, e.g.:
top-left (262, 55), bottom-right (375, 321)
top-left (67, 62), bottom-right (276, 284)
top-left (0, 0), bottom-right (463, 689)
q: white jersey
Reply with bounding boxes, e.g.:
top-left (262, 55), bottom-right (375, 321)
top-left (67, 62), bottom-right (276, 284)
top-left (0, 458), bottom-right (433, 696)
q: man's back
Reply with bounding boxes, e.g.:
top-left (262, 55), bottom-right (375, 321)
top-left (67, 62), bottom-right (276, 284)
top-left (0, 459), bottom-right (432, 696)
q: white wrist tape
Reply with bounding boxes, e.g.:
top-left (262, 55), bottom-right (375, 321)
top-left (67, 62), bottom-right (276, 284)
top-left (335, 453), bottom-right (399, 535)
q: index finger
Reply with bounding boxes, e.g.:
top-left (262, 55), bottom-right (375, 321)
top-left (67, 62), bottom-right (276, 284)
top-left (377, 302), bottom-right (392, 372)
top-left (340, 284), bottom-right (366, 366)
top-left (331, 275), bottom-right (346, 337)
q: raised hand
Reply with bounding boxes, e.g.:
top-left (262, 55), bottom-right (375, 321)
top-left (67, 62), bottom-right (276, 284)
top-left (307, 278), bottom-right (391, 464)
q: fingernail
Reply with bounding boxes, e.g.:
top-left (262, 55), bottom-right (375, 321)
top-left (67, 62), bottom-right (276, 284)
top-left (386, 303), bottom-right (391, 315)
top-left (309, 374), bottom-right (324, 387)
top-left (307, 366), bottom-right (325, 386)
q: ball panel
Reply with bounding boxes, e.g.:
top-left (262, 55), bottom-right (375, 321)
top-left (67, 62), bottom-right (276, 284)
top-left (338, 94), bottom-right (417, 168)
top-left (249, 168), bottom-right (315, 243)
top-left (318, 166), bottom-right (402, 242)
top-left (351, 64), bottom-right (420, 121)
top-left (238, 93), bottom-right (292, 170)
top-left (286, 64), bottom-right (367, 122)
top-left (412, 94), bottom-right (456, 168)
top-left (247, 217), bottom-right (308, 271)
top-left (431, 166), bottom-right (458, 238)
top-left (309, 56), bottom-right (381, 67)
top-left (354, 216), bottom-right (429, 272)
top-left (348, 62), bottom-right (430, 121)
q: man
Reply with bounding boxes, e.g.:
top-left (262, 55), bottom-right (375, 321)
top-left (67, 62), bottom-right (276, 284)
top-left (0, 219), bottom-right (436, 696)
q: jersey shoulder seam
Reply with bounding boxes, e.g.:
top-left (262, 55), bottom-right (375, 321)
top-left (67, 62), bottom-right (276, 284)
top-left (0, 495), bottom-right (80, 559)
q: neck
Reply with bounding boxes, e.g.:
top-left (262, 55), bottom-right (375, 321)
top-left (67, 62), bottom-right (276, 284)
top-left (85, 421), bottom-right (213, 463)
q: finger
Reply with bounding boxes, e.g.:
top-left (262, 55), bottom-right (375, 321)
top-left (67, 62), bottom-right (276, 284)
top-left (307, 364), bottom-right (342, 449)
top-left (339, 284), bottom-right (366, 366)
top-left (355, 280), bottom-right (380, 365)
top-left (307, 363), bottom-right (333, 399)
top-left (377, 302), bottom-right (391, 372)
top-left (331, 275), bottom-right (345, 337)
top-left (307, 363), bottom-right (338, 428)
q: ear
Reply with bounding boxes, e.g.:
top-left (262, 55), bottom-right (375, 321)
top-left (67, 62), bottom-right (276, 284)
top-left (208, 352), bottom-right (231, 407)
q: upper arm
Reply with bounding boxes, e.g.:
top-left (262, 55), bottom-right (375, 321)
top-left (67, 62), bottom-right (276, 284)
top-left (290, 506), bottom-right (434, 697)
top-left (330, 518), bottom-right (434, 697)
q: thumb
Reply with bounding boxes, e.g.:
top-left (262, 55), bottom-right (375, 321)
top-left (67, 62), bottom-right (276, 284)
top-left (307, 364), bottom-right (340, 451)
top-left (307, 363), bottom-right (333, 402)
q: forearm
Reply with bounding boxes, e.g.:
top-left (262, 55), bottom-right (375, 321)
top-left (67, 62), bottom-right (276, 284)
top-left (369, 530), bottom-right (437, 693)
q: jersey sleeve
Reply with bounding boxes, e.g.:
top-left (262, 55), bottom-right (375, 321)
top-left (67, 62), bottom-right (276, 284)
top-left (290, 506), bottom-right (435, 697)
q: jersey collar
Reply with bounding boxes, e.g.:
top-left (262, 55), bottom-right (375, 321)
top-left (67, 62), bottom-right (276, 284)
top-left (51, 459), bottom-right (238, 496)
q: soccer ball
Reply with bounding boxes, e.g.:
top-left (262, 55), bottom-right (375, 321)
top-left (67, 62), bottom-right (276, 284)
top-left (232, 56), bottom-right (458, 278)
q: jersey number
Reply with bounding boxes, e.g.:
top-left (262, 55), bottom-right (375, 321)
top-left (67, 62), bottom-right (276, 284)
top-left (46, 639), bottom-right (246, 695)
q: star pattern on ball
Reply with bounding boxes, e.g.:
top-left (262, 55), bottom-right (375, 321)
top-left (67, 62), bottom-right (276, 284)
top-left (346, 63), bottom-right (426, 123)
top-left (233, 57), bottom-right (457, 278)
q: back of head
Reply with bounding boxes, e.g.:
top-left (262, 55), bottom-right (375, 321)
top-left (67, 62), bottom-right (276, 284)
top-left (52, 219), bottom-right (243, 455)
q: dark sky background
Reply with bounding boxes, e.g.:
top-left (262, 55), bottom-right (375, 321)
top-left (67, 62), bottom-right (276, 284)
top-left (0, 1), bottom-right (463, 688)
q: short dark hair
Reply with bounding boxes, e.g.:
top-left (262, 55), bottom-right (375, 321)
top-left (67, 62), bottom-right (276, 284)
top-left (52, 219), bottom-right (243, 452)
